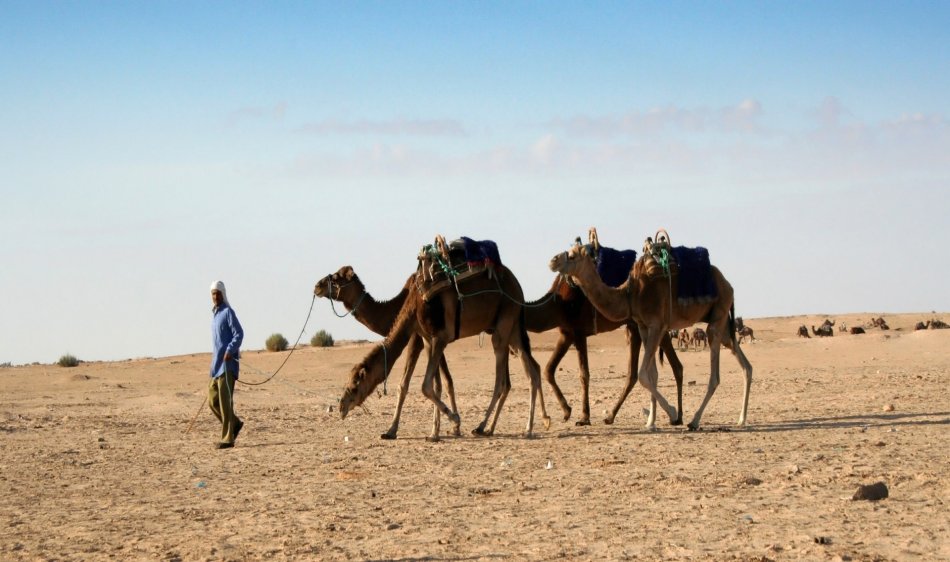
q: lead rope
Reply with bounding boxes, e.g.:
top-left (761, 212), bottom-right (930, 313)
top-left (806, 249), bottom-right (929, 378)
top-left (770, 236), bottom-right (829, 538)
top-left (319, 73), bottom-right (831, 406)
top-left (325, 277), bottom-right (368, 319)
top-left (238, 294), bottom-right (317, 387)
top-left (381, 342), bottom-right (389, 395)
top-left (188, 294), bottom-right (317, 435)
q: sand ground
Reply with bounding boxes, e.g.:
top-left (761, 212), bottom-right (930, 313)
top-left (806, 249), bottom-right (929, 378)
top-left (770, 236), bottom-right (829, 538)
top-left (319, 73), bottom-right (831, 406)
top-left (1, 312), bottom-right (948, 561)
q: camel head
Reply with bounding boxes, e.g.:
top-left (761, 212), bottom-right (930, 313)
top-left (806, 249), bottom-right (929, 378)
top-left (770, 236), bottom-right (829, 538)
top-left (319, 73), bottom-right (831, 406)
top-left (339, 343), bottom-right (388, 419)
top-left (548, 240), bottom-right (596, 279)
top-left (314, 266), bottom-right (361, 301)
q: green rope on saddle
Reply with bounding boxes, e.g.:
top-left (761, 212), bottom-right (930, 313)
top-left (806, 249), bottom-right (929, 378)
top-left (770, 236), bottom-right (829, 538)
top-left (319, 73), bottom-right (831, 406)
top-left (655, 247), bottom-right (671, 277)
top-left (422, 244), bottom-right (460, 278)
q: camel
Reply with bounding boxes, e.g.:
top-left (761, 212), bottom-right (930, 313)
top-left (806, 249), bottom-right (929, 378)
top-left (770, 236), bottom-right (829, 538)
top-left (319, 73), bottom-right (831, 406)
top-left (339, 236), bottom-right (551, 441)
top-left (549, 230), bottom-right (753, 431)
top-left (930, 319), bottom-right (949, 329)
top-left (523, 230), bottom-right (684, 426)
top-left (849, 326), bottom-right (866, 334)
top-left (797, 325), bottom-right (811, 338)
top-left (822, 319), bottom-right (836, 328)
top-left (692, 327), bottom-right (708, 350)
top-left (315, 266), bottom-right (460, 439)
top-left (677, 328), bottom-right (691, 350)
top-left (737, 325), bottom-right (755, 344)
top-left (811, 324), bottom-right (834, 337)
top-left (915, 321), bottom-right (930, 330)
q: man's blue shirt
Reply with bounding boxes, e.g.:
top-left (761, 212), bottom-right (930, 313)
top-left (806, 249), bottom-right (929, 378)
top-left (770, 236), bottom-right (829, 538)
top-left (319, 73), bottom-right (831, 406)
top-left (210, 304), bottom-right (243, 379)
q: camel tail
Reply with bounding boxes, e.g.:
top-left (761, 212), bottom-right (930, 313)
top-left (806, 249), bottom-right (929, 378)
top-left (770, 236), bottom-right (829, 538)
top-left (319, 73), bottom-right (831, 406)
top-left (728, 303), bottom-right (739, 345)
top-left (658, 346), bottom-right (666, 367)
top-left (519, 307), bottom-right (531, 352)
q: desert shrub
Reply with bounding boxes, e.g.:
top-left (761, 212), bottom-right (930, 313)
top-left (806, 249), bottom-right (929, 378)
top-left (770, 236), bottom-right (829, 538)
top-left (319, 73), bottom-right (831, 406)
top-left (310, 330), bottom-right (334, 348)
top-left (57, 354), bottom-right (80, 368)
top-left (265, 333), bottom-right (288, 352)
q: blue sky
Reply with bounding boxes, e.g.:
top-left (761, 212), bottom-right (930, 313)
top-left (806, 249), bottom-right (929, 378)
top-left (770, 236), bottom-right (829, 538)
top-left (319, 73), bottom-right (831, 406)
top-left (1, 1), bottom-right (948, 365)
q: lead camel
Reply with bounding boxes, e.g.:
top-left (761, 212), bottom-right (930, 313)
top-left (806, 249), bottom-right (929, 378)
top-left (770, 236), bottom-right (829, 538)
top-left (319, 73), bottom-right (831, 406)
top-left (549, 231), bottom-right (753, 431)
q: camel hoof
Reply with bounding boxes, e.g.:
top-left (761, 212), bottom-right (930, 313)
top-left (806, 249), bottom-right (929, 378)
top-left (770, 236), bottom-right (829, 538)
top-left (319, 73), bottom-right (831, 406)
top-left (451, 426), bottom-right (461, 437)
top-left (543, 416), bottom-right (552, 430)
top-left (561, 406), bottom-right (572, 422)
top-left (687, 423), bottom-right (700, 431)
top-left (471, 426), bottom-right (492, 437)
top-left (522, 431), bottom-right (537, 439)
top-left (574, 419), bottom-right (591, 427)
top-left (643, 425), bottom-right (658, 433)
top-left (603, 416), bottom-right (615, 425)
top-left (670, 419), bottom-right (683, 426)
top-left (380, 432), bottom-right (397, 440)
top-left (425, 435), bottom-right (441, 443)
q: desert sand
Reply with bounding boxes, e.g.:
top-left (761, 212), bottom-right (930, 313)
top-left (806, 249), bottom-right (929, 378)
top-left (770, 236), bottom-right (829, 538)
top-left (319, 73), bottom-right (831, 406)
top-left (1, 312), bottom-right (948, 561)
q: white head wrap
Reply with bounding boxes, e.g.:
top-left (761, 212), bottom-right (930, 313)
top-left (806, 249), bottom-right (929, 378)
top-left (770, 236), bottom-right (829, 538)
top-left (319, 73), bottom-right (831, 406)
top-left (210, 280), bottom-right (229, 305)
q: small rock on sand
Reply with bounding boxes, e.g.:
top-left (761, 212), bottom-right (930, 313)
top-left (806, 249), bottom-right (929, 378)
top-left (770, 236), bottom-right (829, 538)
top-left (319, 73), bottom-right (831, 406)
top-left (852, 481), bottom-right (889, 501)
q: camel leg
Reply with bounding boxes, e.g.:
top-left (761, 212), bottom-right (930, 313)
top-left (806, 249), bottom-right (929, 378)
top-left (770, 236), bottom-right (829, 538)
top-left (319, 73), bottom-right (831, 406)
top-left (438, 355), bottom-right (461, 436)
top-left (643, 356), bottom-right (660, 429)
top-left (573, 335), bottom-right (592, 426)
top-left (420, 338), bottom-right (459, 441)
top-left (636, 325), bottom-right (677, 430)
top-left (515, 333), bottom-right (550, 437)
top-left (722, 336), bottom-right (753, 426)
top-left (543, 331), bottom-right (574, 422)
top-left (381, 333), bottom-right (423, 440)
top-left (473, 330), bottom-right (512, 437)
top-left (431, 356), bottom-right (443, 441)
top-left (660, 333), bottom-right (685, 426)
top-left (687, 325), bottom-right (724, 431)
top-left (605, 324), bottom-right (640, 424)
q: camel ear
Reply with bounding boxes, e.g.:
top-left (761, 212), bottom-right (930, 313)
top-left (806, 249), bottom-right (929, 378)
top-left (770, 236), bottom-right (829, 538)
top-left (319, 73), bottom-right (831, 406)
top-left (342, 266), bottom-right (355, 281)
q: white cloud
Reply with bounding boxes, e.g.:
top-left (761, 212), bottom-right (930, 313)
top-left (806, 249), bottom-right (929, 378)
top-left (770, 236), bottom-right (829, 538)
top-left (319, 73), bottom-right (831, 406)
top-left (297, 118), bottom-right (466, 137)
top-left (550, 100), bottom-right (766, 138)
top-left (531, 134), bottom-right (560, 163)
top-left (719, 99), bottom-right (763, 132)
top-left (226, 102), bottom-right (287, 126)
top-left (278, 99), bottom-right (950, 194)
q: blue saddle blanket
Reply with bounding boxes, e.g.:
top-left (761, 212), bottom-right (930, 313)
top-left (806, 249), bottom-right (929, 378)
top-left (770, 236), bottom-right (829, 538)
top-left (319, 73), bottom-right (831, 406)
top-left (455, 237), bottom-right (502, 268)
top-left (596, 246), bottom-right (637, 288)
top-left (670, 246), bottom-right (717, 303)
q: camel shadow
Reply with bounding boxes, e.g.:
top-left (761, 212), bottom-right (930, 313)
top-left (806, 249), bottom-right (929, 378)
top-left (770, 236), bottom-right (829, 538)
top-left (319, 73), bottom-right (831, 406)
top-left (746, 411), bottom-right (950, 433)
top-left (366, 554), bottom-right (510, 562)
top-left (510, 410), bottom-right (950, 440)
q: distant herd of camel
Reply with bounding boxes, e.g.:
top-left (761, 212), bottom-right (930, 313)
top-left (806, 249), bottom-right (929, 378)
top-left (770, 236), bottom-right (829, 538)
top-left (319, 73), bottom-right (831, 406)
top-left (798, 316), bottom-right (949, 338)
top-left (312, 228), bottom-right (758, 442)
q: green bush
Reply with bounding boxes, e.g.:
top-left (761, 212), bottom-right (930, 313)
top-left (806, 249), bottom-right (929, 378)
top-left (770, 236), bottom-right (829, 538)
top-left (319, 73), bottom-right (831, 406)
top-left (57, 354), bottom-right (80, 368)
top-left (310, 330), bottom-right (334, 348)
top-left (265, 333), bottom-right (288, 352)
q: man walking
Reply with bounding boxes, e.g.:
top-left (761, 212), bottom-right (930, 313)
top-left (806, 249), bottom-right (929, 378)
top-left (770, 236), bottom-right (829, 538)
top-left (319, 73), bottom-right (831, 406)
top-left (209, 280), bottom-right (244, 449)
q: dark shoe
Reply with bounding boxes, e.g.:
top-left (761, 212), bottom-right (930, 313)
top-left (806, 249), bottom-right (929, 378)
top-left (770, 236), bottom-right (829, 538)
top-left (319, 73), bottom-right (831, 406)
top-left (234, 419), bottom-right (244, 441)
top-left (215, 442), bottom-right (234, 449)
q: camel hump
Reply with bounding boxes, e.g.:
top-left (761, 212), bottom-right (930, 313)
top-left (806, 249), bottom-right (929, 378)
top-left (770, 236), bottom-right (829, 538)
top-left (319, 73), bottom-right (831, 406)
top-left (595, 245), bottom-right (638, 288)
top-left (417, 235), bottom-right (504, 300)
top-left (453, 237), bottom-right (502, 268)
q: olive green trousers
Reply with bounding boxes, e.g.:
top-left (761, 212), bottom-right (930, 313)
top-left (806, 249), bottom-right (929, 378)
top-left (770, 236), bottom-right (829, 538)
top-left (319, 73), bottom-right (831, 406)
top-left (208, 370), bottom-right (241, 444)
